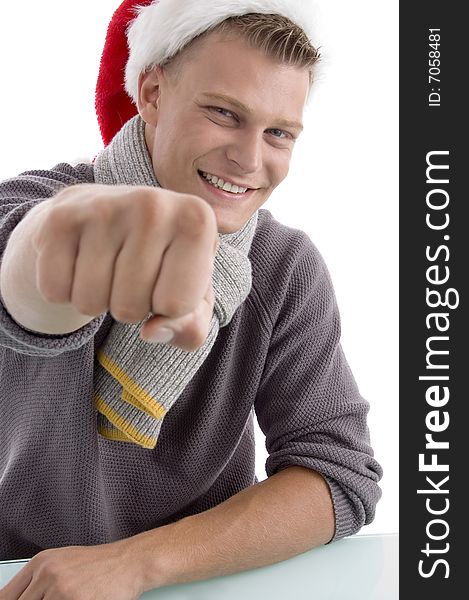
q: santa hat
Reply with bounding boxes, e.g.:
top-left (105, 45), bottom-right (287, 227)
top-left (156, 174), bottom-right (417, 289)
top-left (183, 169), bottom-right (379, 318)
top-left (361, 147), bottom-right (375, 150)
top-left (96, 0), bottom-right (318, 147)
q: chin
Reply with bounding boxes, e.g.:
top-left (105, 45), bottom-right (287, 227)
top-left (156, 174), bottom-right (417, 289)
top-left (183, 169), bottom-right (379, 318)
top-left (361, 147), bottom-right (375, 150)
top-left (216, 220), bottom-right (239, 235)
top-left (216, 223), bottom-right (234, 235)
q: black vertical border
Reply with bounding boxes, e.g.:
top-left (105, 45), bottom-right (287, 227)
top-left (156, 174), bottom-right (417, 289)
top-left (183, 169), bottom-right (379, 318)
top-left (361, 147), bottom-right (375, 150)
top-left (400, 1), bottom-right (465, 596)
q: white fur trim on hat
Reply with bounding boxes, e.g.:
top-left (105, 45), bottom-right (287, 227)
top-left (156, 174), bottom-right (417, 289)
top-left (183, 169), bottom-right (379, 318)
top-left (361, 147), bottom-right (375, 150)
top-left (125, 0), bottom-right (319, 104)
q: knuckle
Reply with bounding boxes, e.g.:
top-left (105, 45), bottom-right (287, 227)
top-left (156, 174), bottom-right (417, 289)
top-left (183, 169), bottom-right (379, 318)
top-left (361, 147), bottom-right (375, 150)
top-left (134, 187), bottom-right (159, 205)
top-left (109, 303), bottom-right (147, 324)
top-left (71, 292), bottom-right (99, 317)
top-left (39, 280), bottom-right (66, 304)
top-left (29, 552), bottom-right (44, 568)
top-left (49, 186), bottom-right (74, 206)
top-left (158, 296), bottom-right (194, 319)
top-left (34, 555), bottom-right (59, 579)
top-left (135, 187), bottom-right (160, 209)
top-left (132, 191), bottom-right (169, 229)
top-left (52, 581), bottom-right (74, 599)
top-left (45, 563), bottom-right (61, 581)
top-left (184, 319), bottom-right (209, 349)
top-left (177, 197), bottom-right (215, 235)
top-left (80, 303), bottom-right (106, 317)
top-left (56, 182), bottom-right (84, 196)
top-left (73, 301), bottom-right (95, 318)
top-left (46, 204), bottom-right (70, 229)
top-left (87, 198), bottom-right (115, 223)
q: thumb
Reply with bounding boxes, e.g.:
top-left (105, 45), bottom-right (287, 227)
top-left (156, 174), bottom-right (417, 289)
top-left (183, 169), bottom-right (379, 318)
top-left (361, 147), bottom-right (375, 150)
top-left (140, 284), bottom-right (215, 352)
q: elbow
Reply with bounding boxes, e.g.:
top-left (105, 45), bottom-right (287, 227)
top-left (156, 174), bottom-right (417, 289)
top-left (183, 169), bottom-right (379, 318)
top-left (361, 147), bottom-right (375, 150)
top-left (325, 473), bottom-right (383, 542)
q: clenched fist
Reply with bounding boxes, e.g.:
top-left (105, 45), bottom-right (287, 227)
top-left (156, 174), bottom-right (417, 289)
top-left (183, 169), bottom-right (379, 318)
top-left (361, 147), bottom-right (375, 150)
top-left (1, 184), bottom-right (219, 351)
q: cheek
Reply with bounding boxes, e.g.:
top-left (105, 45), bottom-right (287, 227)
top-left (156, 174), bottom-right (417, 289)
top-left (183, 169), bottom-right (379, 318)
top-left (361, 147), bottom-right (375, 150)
top-left (183, 129), bottom-right (234, 171)
top-left (269, 155), bottom-right (291, 187)
top-left (187, 120), bottom-right (228, 152)
top-left (155, 105), bottom-right (193, 147)
top-left (166, 119), bottom-right (222, 159)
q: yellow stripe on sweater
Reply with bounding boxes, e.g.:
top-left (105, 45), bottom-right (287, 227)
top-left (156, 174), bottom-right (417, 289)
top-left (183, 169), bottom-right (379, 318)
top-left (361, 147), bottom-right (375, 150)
top-left (98, 425), bottom-right (134, 443)
top-left (121, 388), bottom-right (166, 420)
top-left (97, 350), bottom-right (167, 419)
top-left (95, 394), bottom-right (157, 449)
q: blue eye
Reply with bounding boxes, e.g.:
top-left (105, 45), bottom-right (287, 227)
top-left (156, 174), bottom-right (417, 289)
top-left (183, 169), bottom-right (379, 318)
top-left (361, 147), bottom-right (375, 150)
top-left (211, 107), bottom-right (235, 118)
top-left (268, 128), bottom-right (289, 139)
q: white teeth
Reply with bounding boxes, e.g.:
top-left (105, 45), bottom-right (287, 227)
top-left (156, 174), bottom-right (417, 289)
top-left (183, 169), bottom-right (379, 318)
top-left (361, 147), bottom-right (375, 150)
top-left (201, 171), bottom-right (248, 194)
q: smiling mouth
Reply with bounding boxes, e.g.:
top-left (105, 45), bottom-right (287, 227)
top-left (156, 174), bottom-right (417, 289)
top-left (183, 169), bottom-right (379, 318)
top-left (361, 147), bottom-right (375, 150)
top-left (198, 170), bottom-right (252, 195)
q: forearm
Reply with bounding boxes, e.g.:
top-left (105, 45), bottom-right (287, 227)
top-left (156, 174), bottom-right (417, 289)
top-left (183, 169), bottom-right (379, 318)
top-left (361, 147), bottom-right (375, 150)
top-left (0, 200), bottom-right (94, 334)
top-left (125, 465), bottom-right (335, 592)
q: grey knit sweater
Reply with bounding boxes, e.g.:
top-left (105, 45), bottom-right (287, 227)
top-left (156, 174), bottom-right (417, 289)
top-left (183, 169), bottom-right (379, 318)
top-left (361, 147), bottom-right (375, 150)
top-left (0, 163), bottom-right (383, 560)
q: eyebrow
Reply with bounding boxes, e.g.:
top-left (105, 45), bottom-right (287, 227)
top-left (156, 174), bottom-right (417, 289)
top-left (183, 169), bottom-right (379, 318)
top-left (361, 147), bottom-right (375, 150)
top-left (199, 92), bottom-right (304, 132)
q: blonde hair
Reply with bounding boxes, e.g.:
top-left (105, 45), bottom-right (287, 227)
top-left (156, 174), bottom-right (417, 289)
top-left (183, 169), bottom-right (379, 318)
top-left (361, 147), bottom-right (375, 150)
top-left (164, 13), bottom-right (320, 84)
top-left (217, 14), bottom-right (320, 81)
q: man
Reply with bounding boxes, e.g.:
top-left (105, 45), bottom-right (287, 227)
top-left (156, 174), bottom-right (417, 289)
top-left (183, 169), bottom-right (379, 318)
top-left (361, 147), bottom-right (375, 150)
top-left (0, 0), bottom-right (382, 597)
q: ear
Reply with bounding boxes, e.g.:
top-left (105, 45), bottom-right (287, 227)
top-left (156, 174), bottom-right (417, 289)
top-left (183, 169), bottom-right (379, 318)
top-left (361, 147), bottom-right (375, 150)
top-left (137, 66), bottom-right (164, 126)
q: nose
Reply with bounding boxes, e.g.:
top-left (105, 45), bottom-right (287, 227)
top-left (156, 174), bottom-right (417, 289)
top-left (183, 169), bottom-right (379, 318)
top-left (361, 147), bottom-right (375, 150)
top-left (226, 128), bottom-right (263, 174)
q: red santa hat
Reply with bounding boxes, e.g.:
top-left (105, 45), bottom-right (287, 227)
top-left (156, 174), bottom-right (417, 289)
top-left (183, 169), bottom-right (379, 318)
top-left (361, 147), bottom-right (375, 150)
top-left (96, 0), bottom-right (318, 147)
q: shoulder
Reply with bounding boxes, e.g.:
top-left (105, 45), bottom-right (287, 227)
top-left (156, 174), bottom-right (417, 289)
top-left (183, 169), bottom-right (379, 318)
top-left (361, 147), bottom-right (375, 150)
top-left (18, 161), bottom-right (95, 185)
top-left (0, 162), bottom-right (95, 202)
top-left (249, 209), bottom-right (332, 318)
top-left (251, 209), bottom-right (327, 275)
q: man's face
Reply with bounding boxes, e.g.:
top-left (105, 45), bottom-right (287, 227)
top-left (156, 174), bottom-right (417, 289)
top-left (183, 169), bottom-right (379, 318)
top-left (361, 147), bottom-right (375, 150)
top-left (142, 31), bottom-right (310, 234)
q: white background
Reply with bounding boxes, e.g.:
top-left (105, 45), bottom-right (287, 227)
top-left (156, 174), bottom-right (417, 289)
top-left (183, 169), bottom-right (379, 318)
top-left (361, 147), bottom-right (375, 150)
top-left (0, 1), bottom-right (398, 535)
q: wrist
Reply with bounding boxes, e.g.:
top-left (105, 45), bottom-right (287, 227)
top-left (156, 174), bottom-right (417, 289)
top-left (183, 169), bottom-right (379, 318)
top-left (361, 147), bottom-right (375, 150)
top-left (0, 199), bottom-right (96, 334)
top-left (118, 525), bottom-right (175, 592)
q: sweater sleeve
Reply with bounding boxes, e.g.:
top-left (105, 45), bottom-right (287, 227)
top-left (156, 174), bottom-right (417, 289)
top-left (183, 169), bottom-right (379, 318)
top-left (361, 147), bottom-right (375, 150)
top-left (253, 234), bottom-right (383, 542)
top-left (0, 163), bottom-right (107, 356)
